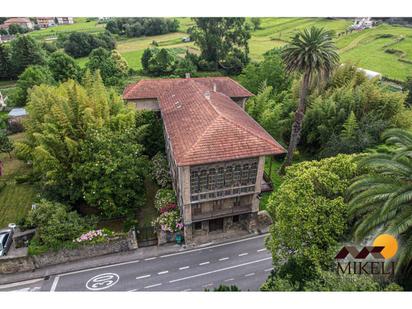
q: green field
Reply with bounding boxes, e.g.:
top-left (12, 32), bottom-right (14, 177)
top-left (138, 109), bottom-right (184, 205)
top-left (0, 133), bottom-right (38, 228)
top-left (7, 17), bottom-right (412, 82)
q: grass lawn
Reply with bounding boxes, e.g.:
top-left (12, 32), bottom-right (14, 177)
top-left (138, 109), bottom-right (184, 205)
top-left (0, 133), bottom-right (38, 228)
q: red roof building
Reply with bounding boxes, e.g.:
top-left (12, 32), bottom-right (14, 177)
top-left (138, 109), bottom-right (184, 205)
top-left (123, 77), bottom-right (286, 244)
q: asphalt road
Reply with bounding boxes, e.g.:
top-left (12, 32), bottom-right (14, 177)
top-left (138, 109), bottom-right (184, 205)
top-left (1, 234), bottom-right (273, 292)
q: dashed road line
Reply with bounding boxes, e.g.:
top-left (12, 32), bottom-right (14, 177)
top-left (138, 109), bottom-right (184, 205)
top-left (264, 268), bottom-right (273, 272)
top-left (136, 274), bottom-right (151, 280)
top-left (182, 288), bottom-right (192, 291)
top-left (219, 257), bottom-right (229, 261)
top-left (245, 272), bottom-right (255, 277)
top-left (169, 257), bottom-right (272, 283)
top-left (238, 253), bottom-right (248, 257)
top-left (199, 261), bottom-right (210, 266)
top-left (50, 276), bottom-right (60, 292)
top-left (144, 257), bottom-right (157, 261)
top-left (257, 248), bottom-right (267, 252)
top-left (144, 283), bottom-right (162, 289)
top-left (0, 278), bottom-right (44, 290)
top-left (179, 266), bottom-right (190, 270)
top-left (158, 270), bottom-right (169, 275)
top-left (224, 278), bottom-right (234, 282)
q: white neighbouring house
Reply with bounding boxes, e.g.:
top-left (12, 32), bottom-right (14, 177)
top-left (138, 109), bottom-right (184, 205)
top-left (56, 17), bottom-right (74, 25)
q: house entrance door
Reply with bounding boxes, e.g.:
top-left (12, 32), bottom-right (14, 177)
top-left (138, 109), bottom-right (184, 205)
top-left (209, 218), bottom-right (224, 232)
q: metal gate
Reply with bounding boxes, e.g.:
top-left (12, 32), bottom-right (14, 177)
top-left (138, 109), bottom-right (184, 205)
top-left (136, 225), bottom-right (158, 247)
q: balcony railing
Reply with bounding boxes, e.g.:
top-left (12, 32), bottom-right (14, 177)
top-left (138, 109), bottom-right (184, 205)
top-left (261, 172), bottom-right (273, 193)
top-left (191, 204), bottom-right (252, 222)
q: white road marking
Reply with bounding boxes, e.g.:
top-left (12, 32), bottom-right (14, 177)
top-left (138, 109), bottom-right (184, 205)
top-left (50, 276), bottom-right (60, 292)
top-left (199, 261), bottom-right (210, 266)
top-left (179, 266), bottom-right (190, 270)
top-left (219, 257), bottom-right (229, 261)
top-left (158, 270), bottom-right (169, 275)
top-left (160, 233), bottom-right (267, 258)
top-left (144, 283), bottom-right (162, 289)
top-left (144, 257), bottom-right (157, 261)
top-left (238, 252), bottom-right (248, 257)
top-left (0, 278), bottom-right (44, 290)
top-left (86, 273), bottom-right (119, 291)
top-left (202, 283), bottom-right (213, 287)
top-left (182, 288), bottom-right (192, 291)
top-left (264, 268), bottom-right (273, 272)
top-left (31, 287), bottom-right (41, 292)
top-left (169, 257), bottom-right (272, 283)
top-left (257, 248), bottom-right (267, 252)
top-left (245, 272), bottom-right (255, 277)
top-left (128, 289), bottom-right (139, 292)
top-left (224, 278), bottom-right (234, 282)
top-left (136, 274), bottom-right (151, 280)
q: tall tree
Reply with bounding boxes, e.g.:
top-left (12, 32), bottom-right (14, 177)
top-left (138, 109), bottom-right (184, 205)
top-left (0, 43), bottom-right (12, 80)
top-left (279, 27), bottom-right (339, 174)
top-left (48, 51), bottom-right (80, 82)
top-left (189, 18), bottom-right (251, 73)
top-left (0, 130), bottom-right (14, 158)
top-left (348, 128), bottom-right (412, 282)
top-left (9, 35), bottom-right (47, 77)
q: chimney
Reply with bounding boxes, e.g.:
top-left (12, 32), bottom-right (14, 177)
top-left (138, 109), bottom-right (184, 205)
top-left (213, 83), bottom-right (217, 92)
top-left (185, 73), bottom-right (191, 79)
top-left (204, 91), bottom-right (210, 101)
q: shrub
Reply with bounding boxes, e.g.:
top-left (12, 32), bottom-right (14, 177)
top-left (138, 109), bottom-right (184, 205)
top-left (73, 228), bottom-right (114, 244)
top-left (26, 199), bottom-right (94, 252)
top-left (154, 188), bottom-right (176, 210)
top-left (150, 152), bottom-right (171, 188)
top-left (152, 209), bottom-right (182, 233)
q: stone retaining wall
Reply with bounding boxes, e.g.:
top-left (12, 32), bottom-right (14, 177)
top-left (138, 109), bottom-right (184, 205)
top-left (0, 231), bottom-right (137, 274)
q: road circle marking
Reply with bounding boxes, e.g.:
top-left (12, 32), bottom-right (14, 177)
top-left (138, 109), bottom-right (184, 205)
top-left (86, 273), bottom-right (119, 291)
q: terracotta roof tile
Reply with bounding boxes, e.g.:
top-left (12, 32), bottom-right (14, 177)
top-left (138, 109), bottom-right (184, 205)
top-left (124, 78), bottom-right (286, 166)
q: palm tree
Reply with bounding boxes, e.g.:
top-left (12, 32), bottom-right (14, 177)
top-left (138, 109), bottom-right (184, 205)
top-left (279, 27), bottom-right (339, 174)
top-left (348, 128), bottom-right (412, 277)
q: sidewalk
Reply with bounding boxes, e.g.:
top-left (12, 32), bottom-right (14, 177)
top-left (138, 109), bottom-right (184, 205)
top-left (0, 232), bottom-right (267, 286)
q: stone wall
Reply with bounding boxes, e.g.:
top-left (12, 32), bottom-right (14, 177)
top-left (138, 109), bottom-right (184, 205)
top-left (0, 232), bottom-right (137, 275)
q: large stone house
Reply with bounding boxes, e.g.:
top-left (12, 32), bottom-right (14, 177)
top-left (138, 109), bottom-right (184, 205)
top-left (123, 77), bottom-right (286, 244)
top-left (0, 17), bottom-right (33, 30)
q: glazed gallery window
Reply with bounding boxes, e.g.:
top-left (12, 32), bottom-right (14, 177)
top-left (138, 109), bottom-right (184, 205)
top-left (189, 158), bottom-right (259, 202)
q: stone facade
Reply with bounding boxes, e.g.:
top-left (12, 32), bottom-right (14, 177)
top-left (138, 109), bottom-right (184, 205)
top-left (127, 99), bottom-right (160, 111)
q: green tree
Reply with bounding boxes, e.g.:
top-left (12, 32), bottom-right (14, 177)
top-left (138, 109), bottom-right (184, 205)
top-left (9, 35), bottom-right (47, 77)
top-left (279, 27), bottom-right (339, 174)
top-left (86, 48), bottom-right (128, 86)
top-left (0, 130), bottom-right (14, 158)
top-left (340, 111), bottom-right (358, 141)
top-left (348, 128), bottom-right (412, 282)
top-left (266, 154), bottom-right (359, 289)
top-left (16, 71), bottom-right (134, 201)
top-left (74, 128), bottom-right (148, 218)
top-left (63, 31), bottom-right (115, 58)
top-left (135, 110), bottom-right (165, 157)
top-left (239, 48), bottom-right (291, 96)
top-left (48, 51), bottom-right (81, 82)
top-left (13, 65), bottom-right (54, 106)
top-left (189, 18), bottom-right (251, 73)
top-left (8, 24), bottom-right (27, 35)
top-left (26, 199), bottom-right (92, 252)
top-left (0, 43), bottom-right (12, 80)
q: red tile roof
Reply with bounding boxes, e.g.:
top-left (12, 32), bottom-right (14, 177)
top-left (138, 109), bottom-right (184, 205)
top-left (123, 77), bottom-right (253, 100)
top-left (124, 78), bottom-right (286, 166)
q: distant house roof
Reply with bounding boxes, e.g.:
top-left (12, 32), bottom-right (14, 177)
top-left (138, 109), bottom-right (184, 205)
top-left (357, 68), bottom-right (382, 79)
top-left (8, 108), bottom-right (28, 117)
top-left (123, 78), bottom-right (285, 166)
top-left (4, 17), bottom-right (32, 25)
top-left (123, 77), bottom-right (254, 100)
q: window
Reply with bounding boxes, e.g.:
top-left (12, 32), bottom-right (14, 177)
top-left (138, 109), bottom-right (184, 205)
top-left (216, 167), bottom-right (225, 189)
top-left (209, 218), bottom-right (224, 232)
top-left (194, 222), bottom-right (202, 230)
top-left (233, 165), bottom-right (241, 186)
top-left (249, 162), bottom-right (258, 184)
top-left (199, 169), bottom-right (208, 192)
top-left (208, 168), bottom-right (216, 191)
top-left (190, 171), bottom-right (199, 194)
top-left (233, 215), bottom-right (239, 223)
top-left (192, 204), bottom-right (201, 216)
top-left (241, 164), bottom-right (249, 185)
top-left (213, 200), bottom-right (223, 211)
top-left (225, 166), bottom-right (233, 187)
top-left (234, 196), bottom-right (241, 207)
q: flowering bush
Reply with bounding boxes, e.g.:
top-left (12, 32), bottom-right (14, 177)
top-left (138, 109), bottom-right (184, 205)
top-left (73, 228), bottom-right (114, 244)
top-left (150, 152), bottom-right (172, 188)
top-left (154, 188), bottom-right (176, 210)
top-left (152, 209), bottom-right (183, 233)
top-left (159, 203), bottom-right (177, 214)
